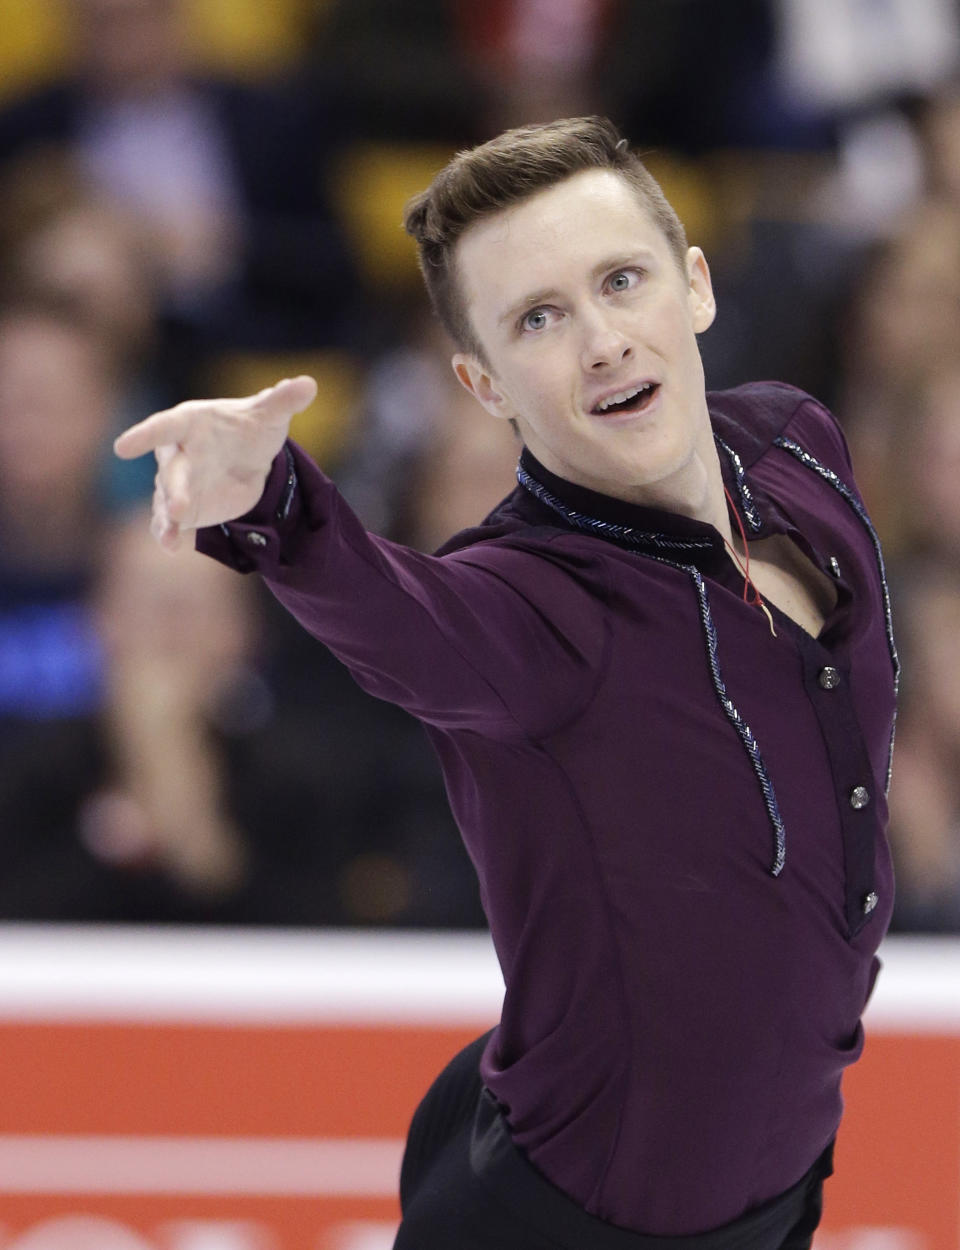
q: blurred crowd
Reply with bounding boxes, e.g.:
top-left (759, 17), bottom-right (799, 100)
top-left (0, 0), bottom-right (958, 931)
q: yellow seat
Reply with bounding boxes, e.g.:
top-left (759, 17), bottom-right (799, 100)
top-left (0, 0), bottom-right (71, 101)
top-left (181, 0), bottom-right (325, 79)
top-left (333, 142), bottom-right (456, 290)
top-left (0, 0), bottom-right (326, 102)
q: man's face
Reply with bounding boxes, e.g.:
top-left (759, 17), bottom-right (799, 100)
top-left (453, 169), bottom-right (716, 505)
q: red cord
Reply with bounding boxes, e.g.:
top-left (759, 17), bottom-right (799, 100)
top-left (724, 488), bottom-right (777, 636)
top-left (724, 486), bottom-right (762, 607)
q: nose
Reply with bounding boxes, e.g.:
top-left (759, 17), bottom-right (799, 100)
top-left (579, 311), bottom-right (633, 371)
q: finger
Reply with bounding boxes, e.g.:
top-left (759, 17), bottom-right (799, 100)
top-left (114, 408), bottom-right (193, 460)
top-left (150, 476), bottom-right (181, 551)
top-left (250, 375), bottom-right (318, 423)
top-left (150, 478), bottom-right (168, 539)
top-left (165, 450), bottom-right (192, 525)
top-left (151, 502), bottom-right (183, 552)
top-left (159, 523), bottom-right (184, 554)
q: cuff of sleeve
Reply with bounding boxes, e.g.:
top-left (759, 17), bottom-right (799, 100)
top-left (195, 442), bottom-right (302, 575)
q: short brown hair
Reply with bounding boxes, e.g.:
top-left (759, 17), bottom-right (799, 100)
top-left (403, 116), bottom-right (688, 362)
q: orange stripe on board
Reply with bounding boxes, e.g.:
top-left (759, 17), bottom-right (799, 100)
top-left (0, 1022), bottom-right (484, 1136)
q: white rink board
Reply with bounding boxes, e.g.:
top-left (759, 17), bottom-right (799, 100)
top-left (0, 924), bottom-right (504, 1023)
top-left (0, 925), bottom-right (956, 1029)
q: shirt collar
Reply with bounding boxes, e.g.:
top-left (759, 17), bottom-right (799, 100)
top-left (516, 446), bottom-right (725, 557)
top-left (515, 413), bottom-right (775, 564)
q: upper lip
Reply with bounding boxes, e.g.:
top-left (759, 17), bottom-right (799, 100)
top-left (587, 379), bottom-right (660, 414)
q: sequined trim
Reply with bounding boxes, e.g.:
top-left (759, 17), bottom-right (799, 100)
top-left (688, 563), bottom-right (786, 875)
top-left (714, 436), bottom-right (763, 533)
top-left (774, 436), bottom-right (900, 793)
top-left (517, 461), bottom-right (787, 876)
top-left (516, 465), bottom-right (713, 552)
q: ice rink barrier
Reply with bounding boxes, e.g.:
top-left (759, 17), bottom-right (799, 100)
top-left (0, 927), bottom-right (956, 1250)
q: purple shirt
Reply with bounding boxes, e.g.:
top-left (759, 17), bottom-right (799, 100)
top-left (198, 382), bottom-right (897, 1236)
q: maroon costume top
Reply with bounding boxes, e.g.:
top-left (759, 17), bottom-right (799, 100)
top-left (198, 382), bottom-right (897, 1236)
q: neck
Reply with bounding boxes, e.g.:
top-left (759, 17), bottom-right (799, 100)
top-left (631, 443), bottom-right (732, 541)
top-left (529, 426), bottom-right (734, 543)
top-left (522, 380), bottom-right (737, 538)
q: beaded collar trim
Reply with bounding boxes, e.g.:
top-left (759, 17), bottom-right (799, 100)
top-left (515, 463), bottom-right (714, 553)
top-left (714, 435), bottom-right (763, 533)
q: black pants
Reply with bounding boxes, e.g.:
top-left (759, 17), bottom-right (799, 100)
top-left (394, 1033), bottom-right (834, 1250)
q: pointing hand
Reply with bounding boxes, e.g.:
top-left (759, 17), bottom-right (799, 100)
top-left (113, 376), bottom-right (318, 551)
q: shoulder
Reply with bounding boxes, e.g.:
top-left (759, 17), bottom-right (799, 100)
top-left (709, 381), bottom-right (853, 480)
top-left (443, 526), bottom-right (609, 587)
top-left (436, 526), bottom-right (614, 639)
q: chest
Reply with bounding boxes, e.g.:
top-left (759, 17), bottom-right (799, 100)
top-left (742, 532), bottom-right (839, 639)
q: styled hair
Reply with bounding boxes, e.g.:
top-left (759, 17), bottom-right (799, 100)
top-left (403, 116), bottom-right (688, 362)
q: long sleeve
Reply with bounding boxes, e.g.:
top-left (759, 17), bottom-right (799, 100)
top-left (196, 442), bottom-right (610, 739)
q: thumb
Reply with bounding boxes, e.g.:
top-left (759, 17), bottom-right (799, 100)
top-left (253, 375), bottom-right (318, 423)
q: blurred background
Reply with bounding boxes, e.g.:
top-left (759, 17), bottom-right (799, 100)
top-left (0, 0), bottom-right (959, 936)
top-left (2, 4), bottom-right (960, 1249)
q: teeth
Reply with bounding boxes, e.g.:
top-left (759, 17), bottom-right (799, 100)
top-left (597, 383), bottom-right (652, 412)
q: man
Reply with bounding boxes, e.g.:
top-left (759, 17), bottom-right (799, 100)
top-left (115, 117), bottom-right (898, 1249)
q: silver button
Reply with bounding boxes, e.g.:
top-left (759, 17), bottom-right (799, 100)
top-left (849, 785), bottom-right (870, 810)
top-left (818, 666), bottom-right (840, 690)
top-left (863, 891), bottom-right (879, 915)
top-left (828, 556), bottom-right (841, 578)
top-left (247, 532), bottom-right (268, 547)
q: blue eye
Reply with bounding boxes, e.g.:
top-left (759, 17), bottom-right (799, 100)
top-left (608, 270), bottom-right (637, 292)
top-left (521, 308), bottom-right (549, 333)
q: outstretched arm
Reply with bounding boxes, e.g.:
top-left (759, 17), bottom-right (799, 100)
top-left (113, 376), bottom-right (318, 551)
top-left (115, 385), bottom-right (609, 738)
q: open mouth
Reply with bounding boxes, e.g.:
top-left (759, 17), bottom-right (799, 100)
top-left (590, 382), bottom-right (660, 418)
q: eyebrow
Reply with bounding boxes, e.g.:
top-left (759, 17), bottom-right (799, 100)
top-left (496, 251), bottom-right (657, 327)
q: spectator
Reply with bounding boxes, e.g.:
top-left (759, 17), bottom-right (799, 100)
top-left (0, 149), bottom-right (174, 503)
top-left (455, 0), bottom-right (613, 132)
top-left (90, 509), bottom-right (255, 898)
top-left (0, 315), bottom-right (483, 929)
top-left (0, 488), bottom-right (485, 925)
top-left (0, 301), bottom-right (117, 689)
top-left (0, 300), bottom-right (117, 914)
top-left (400, 389), bottom-right (521, 555)
top-left (838, 200), bottom-right (960, 544)
top-left (895, 364), bottom-right (960, 561)
top-left (0, 0), bottom-right (358, 356)
top-left (881, 366), bottom-right (960, 929)
top-left (0, 149), bottom-right (155, 363)
top-left (0, 302), bottom-right (247, 918)
top-left (920, 78), bottom-right (960, 205)
top-left (887, 557), bottom-right (960, 931)
top-left (0, 300), bottom-right (480, 927)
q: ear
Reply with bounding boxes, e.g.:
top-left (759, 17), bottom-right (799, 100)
top-left (451, 352), bottom-right (517, 422)
top-left (686, 247), bottom-right (717, 334)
